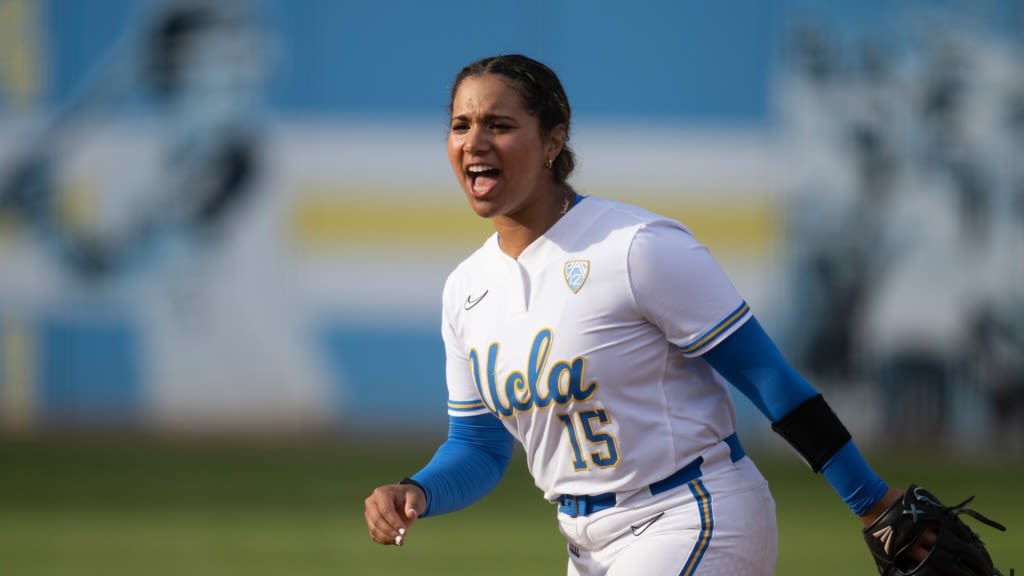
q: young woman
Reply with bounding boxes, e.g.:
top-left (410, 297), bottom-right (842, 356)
top-left (363, 54), bottom-right (953, 576)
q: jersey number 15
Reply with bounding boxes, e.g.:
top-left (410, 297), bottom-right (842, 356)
top-left (558, 408), bottom-right (620, 470)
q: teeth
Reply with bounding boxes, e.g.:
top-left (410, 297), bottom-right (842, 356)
top-left (467, 165), bottom-right (496, 173)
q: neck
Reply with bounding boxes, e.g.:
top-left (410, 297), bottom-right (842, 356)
top-left (494, 185), bottom-right (574, 259)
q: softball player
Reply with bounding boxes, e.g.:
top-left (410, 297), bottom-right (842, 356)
top-left (364, 54), bottom-right (913, 575)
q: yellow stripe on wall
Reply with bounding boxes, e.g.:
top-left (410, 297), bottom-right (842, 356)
top-left (289, 187), bottom-right (493, 249)
top-left (0, 0), bottom-right (42, 110)
top-left (0, 212), bottom-right (23, 248)
top-left (624, 191), bottom-right (781, 254)
top-left (288, 186), bottom-right (781, 256)
top-left (1, 316), bottom-right (35, 431)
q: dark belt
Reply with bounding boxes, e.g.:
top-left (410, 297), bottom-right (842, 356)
top-left (558, 432), bottom-right (745, 518)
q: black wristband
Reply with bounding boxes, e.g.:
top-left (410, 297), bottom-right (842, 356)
top-left (399, 476), bottom-right (425, 492)
top-left (771, 394), bottom-right (851, 473)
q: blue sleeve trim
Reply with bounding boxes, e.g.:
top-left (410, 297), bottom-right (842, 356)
top-left (703, 316), bottom-right (888, 515)
top-left (447, 399), bottom-right (487, 413)
top-left (680, 301), bottom-right (751, 355)
top-left (701, 316), bottom-right (816, 421)
top-left (410, 413), bottom-right (514, 517)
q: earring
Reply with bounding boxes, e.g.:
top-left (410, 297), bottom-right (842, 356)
top-left (545, 158), bottom-right (553, 169)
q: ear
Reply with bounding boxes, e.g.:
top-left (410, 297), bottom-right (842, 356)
top-left (545, 123), bottom-right (567, 162)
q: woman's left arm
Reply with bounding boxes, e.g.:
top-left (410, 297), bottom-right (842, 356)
top-left (702, 316), bottom-right (890, 517)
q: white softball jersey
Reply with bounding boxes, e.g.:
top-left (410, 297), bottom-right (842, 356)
top-left (441, 196), bottom-right (751, 502)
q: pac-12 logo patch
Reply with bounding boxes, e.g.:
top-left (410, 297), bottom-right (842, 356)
top-left (563, 260), bottom-right (590, 293)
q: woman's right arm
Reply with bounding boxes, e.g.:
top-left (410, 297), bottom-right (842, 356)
top-left (364, 412), bottom-right (513, 546)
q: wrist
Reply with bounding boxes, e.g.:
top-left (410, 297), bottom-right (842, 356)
top-left (400, 476), bottom-right (429, 514)
top-left (860, 487), bottom-right (902, 527)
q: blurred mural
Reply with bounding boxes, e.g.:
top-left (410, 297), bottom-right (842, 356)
top-left (0, 0), bottom-right (1021, 452)
top-left (774, 6), bottom-right (1024, 451)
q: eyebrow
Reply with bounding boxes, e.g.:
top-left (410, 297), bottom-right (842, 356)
top-left (450, 113), bottom-right (518, 123)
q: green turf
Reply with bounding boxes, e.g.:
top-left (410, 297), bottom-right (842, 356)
top-left (0, 436), bottom-right (1019, 575)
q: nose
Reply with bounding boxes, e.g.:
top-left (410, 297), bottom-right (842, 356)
top-left (463, 126), bottom-right (490, 153)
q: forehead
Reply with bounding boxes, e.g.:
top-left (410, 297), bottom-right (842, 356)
top-left (451, 74), bottom-right (528, 116)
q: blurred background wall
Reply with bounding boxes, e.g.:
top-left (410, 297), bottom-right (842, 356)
top-left (0, 0), bottom-right (1022, 452)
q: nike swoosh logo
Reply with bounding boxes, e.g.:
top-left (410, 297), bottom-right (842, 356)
top-left (630, 511), bottom-right (665, 536)
top-left (464, 290), bottom-right (489, 310)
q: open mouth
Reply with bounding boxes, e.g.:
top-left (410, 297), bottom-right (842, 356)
top-left (468, 165), bottom-right (500, 196)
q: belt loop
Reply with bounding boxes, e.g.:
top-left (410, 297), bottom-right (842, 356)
top-left (564, 496), bottom-right (578, 517)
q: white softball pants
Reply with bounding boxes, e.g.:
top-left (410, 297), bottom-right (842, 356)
top-left (557, 438), bottom-right (778, 576)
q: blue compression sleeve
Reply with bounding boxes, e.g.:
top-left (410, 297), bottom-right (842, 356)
top-left (409, 413), bottom-right (514, 518)
top-left (702, 317), bottom-right (888, 515)
top-left (702, 317), bottom-right (818, 421)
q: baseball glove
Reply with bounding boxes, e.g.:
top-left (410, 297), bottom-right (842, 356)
top-left (863, 484), bottom-right (1011, 575)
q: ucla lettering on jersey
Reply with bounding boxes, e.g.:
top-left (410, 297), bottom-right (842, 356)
top-left (468, 328), bottom-right (598, 417)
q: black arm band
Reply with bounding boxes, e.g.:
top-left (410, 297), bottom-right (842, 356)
top-left (770, 394), bottom-right (851, 473)
top-left (400, 476), bottom-right (426, 493)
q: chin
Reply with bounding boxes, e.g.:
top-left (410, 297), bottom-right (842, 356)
top-left (466, 196), bottom-right (499, 219)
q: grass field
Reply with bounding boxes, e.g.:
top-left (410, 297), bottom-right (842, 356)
top-left (0, 435), bottom-right (1020, 575)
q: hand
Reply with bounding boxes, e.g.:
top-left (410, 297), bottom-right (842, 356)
top-left (364, 483), bottom-right (426, 547)
top-left (860, 487), bottom-right (937, 565)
